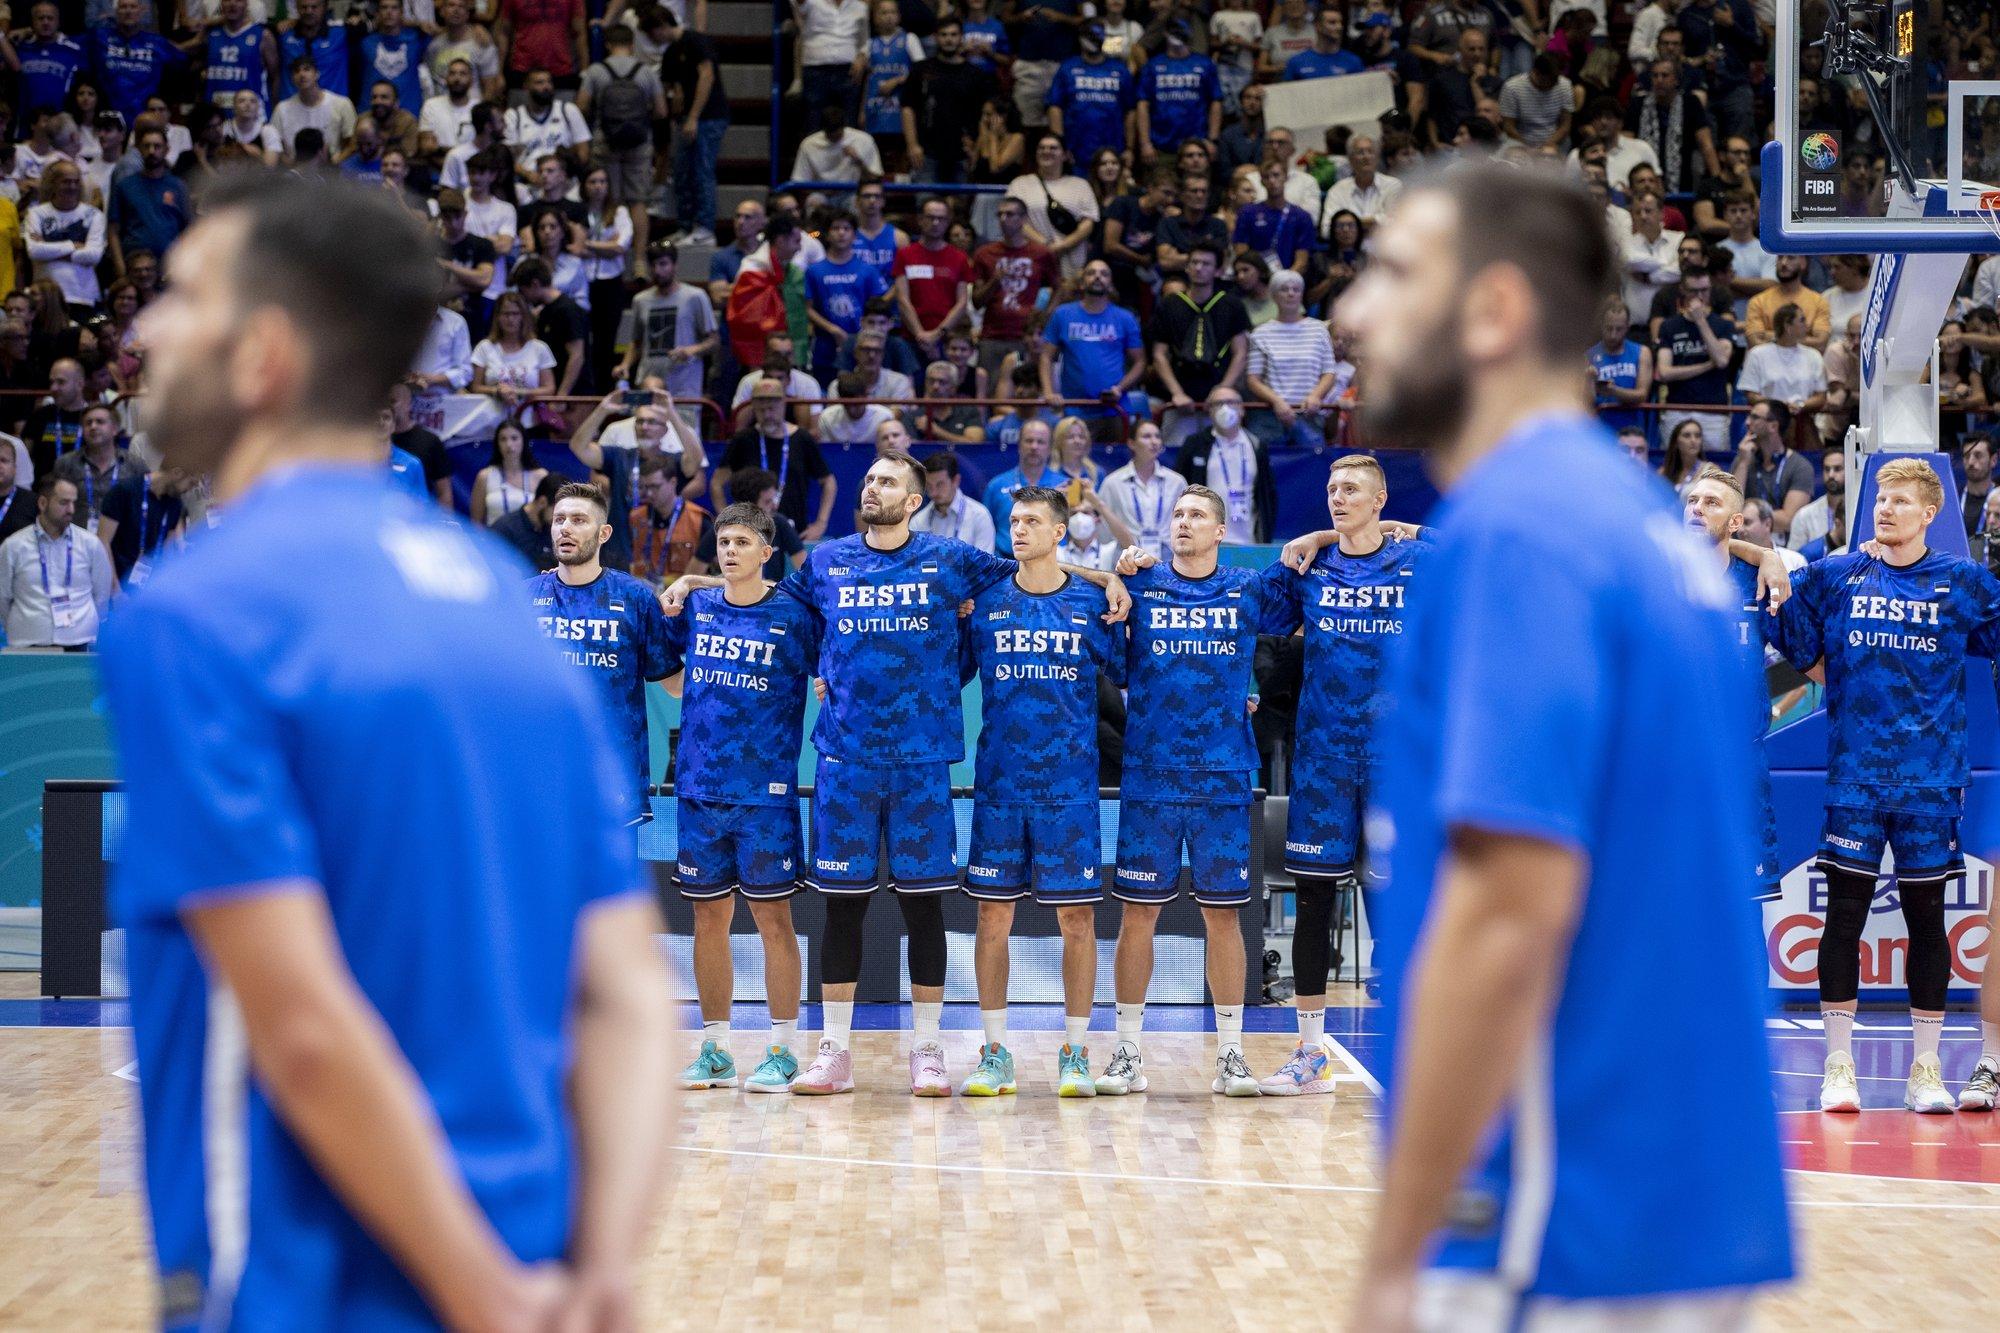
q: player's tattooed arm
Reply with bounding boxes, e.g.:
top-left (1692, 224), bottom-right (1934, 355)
top-left (659, 574), bottom-right (725, 615)
top-left (1722, 538), bottom-right (1793, 612)
top-left (1057, 564), bottom-right (1132, 622)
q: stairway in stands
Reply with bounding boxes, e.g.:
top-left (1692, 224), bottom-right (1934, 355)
top-left (684, 0), bottom-right (784, 270)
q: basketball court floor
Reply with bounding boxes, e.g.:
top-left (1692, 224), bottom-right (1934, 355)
top-left (3, 971), bottom-right (1996, 1329)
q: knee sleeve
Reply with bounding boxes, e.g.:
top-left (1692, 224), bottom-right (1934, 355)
top-left (1817, 867), bottom-right (1874, 1005)
top-left (1292, 874), bottom-right (1341, 999)
top-left (898, 892), bottom-right (947, 988)
top-left (1900, 880), bottom-right (1951, 1011)
top-left (822, 894), bottom-right (870, 987)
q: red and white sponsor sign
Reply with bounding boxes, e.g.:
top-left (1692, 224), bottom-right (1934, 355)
top-left (1761, 855), bottom-right (1992, 989)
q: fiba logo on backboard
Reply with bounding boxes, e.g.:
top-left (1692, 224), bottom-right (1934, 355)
top-left (1761, 852), bottom-right (1991, 990)
top-left (1797, 131), bottom-right (1842, 217)
top-left (1800, 133), bottom-right (1840, 171)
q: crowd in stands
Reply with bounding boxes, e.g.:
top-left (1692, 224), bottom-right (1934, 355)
top-left (5, 0), bottom-right (2000, 651)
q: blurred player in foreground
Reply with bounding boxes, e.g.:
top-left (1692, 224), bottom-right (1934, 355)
top-left (1341, 162), bottom-right (1793, 1328)
top-left (100, 173), bottom-right (676, 1331)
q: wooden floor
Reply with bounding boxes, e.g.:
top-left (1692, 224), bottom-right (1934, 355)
top-left (4, 986), bottom-right (1997, 1328)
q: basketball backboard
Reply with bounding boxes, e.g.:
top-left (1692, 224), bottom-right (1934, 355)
top-left (1764, 0), bottom-right (2000, 253)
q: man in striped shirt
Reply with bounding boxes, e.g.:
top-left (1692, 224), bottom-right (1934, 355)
top-left (1245, 270), bottom-right (1338, 449)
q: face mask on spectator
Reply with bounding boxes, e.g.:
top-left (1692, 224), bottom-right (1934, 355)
top-left (1213, 404), bottom-right (1242, 433)
top-left (1068, 512), bottom-right (1098, 546)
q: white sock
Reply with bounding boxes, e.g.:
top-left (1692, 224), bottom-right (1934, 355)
top-left (1215, 1005), bottom-right (1244, 1058)
top-left (913, 1000), bottom-right (943, 1043)
top-left (823, 1001), bottom-right (853, 1051)
top-left (1064, 1015), bottom-right (1089, 1049)
top-left (772, 1018), bottom-right (798, 1052)
top-left (1981, 1019), bottom-right (2000, 1065)
top-left (1116, 1001), bottom-right (1145, 1054)
top-left (1821, 1007), bottom-right (1854, 1061)
top-left (980, 1007), bottom-right (1007, 1048)
top-left (703, 1018), bottom-right (730, 1054)
top-left (1912, 1013), bottom-right (1943, 1063)
top-left (1297, 1006), bottom-right (1326, 1048)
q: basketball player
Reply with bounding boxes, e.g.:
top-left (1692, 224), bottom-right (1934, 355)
top-left (100, 175), bottom-right (675, 1330)
top-left (665, 452), bottom-right (1129, 1096)
top-left (956, 486), bottom-right (1124, 1097)
top-left (1773, 457), bottom-right (2000, 1114)
top-left (529, 482), bottom-right (675, 823)
top-left (661, 502), bottom-right (821, 1093)
top-left (1342, 164), bottom-right (1792, 1326)
top-left (1106, 486), bottom-right (1293, 1098)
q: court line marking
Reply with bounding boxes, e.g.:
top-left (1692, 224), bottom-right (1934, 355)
top-left (1323, 1036), bottom-right (1385, 1097)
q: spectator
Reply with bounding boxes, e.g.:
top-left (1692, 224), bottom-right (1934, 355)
top-left (419, 58), bottom-right (478, 165)
top-left (1626, 56), bottom-right (1717, 195)
top-left (1008, 131), bottom-right (1097, 282)
top-left (1218, 79), bottom-right (1265, 179)
top-left (0, 439), bottom-right (26, 544)
top-left (1787, 444), bottom-right (1845, 553)
top-left (1641, 233), bottom-right (1711, 339)
top-left (903, 359), bottom-right (984, 444)
top-left (504, 69), bottom-right (589, 186)
top-left (1048, 413), bottom-right (1102, 490)
top-left (1620, 190), bottom-right (1681, 331)
top-left (1715, 190), bottom-right (1777, 308)
top-left (1822, 253), bottom-right (1872, 341)
top-left (1745, 253), bottom-right (1830, 349)
top-left (703, 463), bottom-right (805, 577)
top-left (1284, 4), bottom-right (1361, 79)
top-left (94, 460), bottom-right (185, 585)
top-left (1654, 270), bottom-right (1735, 450)
top-left (1316, 133), bottom-right (1399, 235)
top-left (513, 255), bottom-right (590, 397)
top-left (435, 187), bottom-right (497, 315)
top-left (357, 80), bottom-right (421, 160)
top-left (1731, 400), bottom-right (1813, 541)
top-left (1821, 312), bottom-right (1861, 440)
top-left (1049, 22), bottom-right (1136, 170)
top-left (660, 10), bottom-right (728, 244)
top-left (848, 179), bottom-right (906, 283)
top-left (1958, 435), bottom-right (1994, 538)
top-left (1005, 0), bottom-right (1081, 130)
top-left (1231, 251), bottom-right (1274, 325)
top-left (814, 368), bottom-right (896, 443)
top-left (1039, 258), bottom-right (1144, 436)
top-left (569, 36), bottom-right (659, 264)
top-left (899, 18), bottom-right (995, 184)
top-left (1153, 170), bottom-right (1226, 275)
top-left (970, 194), bottom-right (1056, 385)
top-left (943, 328), bottom-right (986, 398)
top-left (1244, 269), bottom-right (1334, 448)
top-left (17, 3), bottom-right (90, 127)
top-left (1054, 489), bottom-right (1121, 569)
top-left (621, 240), bottom-right (717, 405)
top-left (730, 334), bottom-right (821, 428)
top-left (491, 470), bottom-right (564, 569)
top-left (361, 0), bottom-right (426, 112)
top-left (516, 151), bottom-right (586, 247)
top-left (50, 402), bottom-right (127, 532)
top-left (718, 376), bottom-right (835, 538)
top-left (1256, 0), bottom-right (1313, 79)
top-left (338, 116), bottom-right (388, 177)
top-left (804, 209), bottom-right (887, 382)
top-left (1137, 20), bottom-right (1219, 161)
top-left (1613, 425), bottom-right (1650, 465)
top-left (25, 163), bottom-right (106, 313)
top-left (107, 122), bottom-right (186, 269)
top-left (982, 416), bottom-right (1054, 553)
top-left (1099, 416), bottom-right (1185, 558)
top-left (0, 472), bottom-right (112, 647)
top-left (271, 54), bottom-right (356, 161)
top-left (440, 100), bottom-right (505, 191)
top-left (891, 195), bottom-right (972, 362)
top-left (627, 451), bottom-right (711, 585)
top-left (470, 288), bottom-right (556, 415)
top-left (1737, 303), bottom-right (1828, 422)
top-left (14, 108), bottom-right (66, 196)
top-left (1421, 26), bottom-right (1492, 149)
top-left (468, 417), bottom-right (548, 527)
top-left (791, 0), bottom-right (867, 117)
top-left (849, 327), bottom-right (915, 401)
top-left (386, 380), bottom-right (453, 506)
top-left (909, 450), bottom-right (996, 549)
top-left (1101, 161), bottom-right (1174, 310)
top-left (24, 357), bottom-right (91, 472)
top-left (570, 386), bottom-right (707, 564)
top-left (275, 0), bottom-right (349, 101)
top-left (1174, 384), bottom-right (1271, 542)
top-left (496, 0), bottom-right (586, 83)
top-left (1589, 296), bottom-right (1653, 440)
top-left (1151, 239), bottom-right (1249, 445)
top-left (94, 0), bottom-right (188, 127)
top-left (222, 91), bottom-right (282, 164)
top-left (1235, 158), bottom-right (1312, 276)
top-left (791, 104), bottom-right (881, 198)
top-left (1658, 418), bottom-right (1707, 494)
top-left (1571, 97), bottom-right (1658, 191)
top-left (1498, 52), bottom-right (1572, 148)
top-left (1938, 321), bottom-right (1991, 415)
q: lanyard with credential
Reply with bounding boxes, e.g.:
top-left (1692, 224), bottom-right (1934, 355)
top-left (1213, 437), bottom-right (1247, 500)
top-left (38, 534), bottom-right (74, 601)
top-left (646, 497), bottom-right (686, 570)
top-left (767, 433), bottom-right (791, 496)
top-left (0, 489), bottom-right (13, 529)
top-left (84, 461), bottom-right (118, 521)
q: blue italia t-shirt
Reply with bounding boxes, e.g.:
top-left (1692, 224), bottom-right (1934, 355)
top-left (528, 567), bottom-right (675, 808)
top-left (961, 572), bottom-right (1123, 803)
top-left (1774, 548), bottom-right (2000, 813)
top-left (1121, 559), bottom-right (1285, 801)
top-left (98, 465), bottom-right (641, 1331)
top-left (1044, 298), bottom-right (1143, 412)
top-left (1049, 55), bottom-right (1135, 164)
top-left (780, 530), bottom-right (1015, 762)
top-left (1589, 337), bottom-right (1649, 439)
top-left (805, 253), bottom-right (889, 364)
top-left (854, 221), bottom-right (900, 284)
top-left (1138, 52), bottom-right (1218, 149)
top-left (661, 585), bottom-right (820, 805)
top-left (1372, 414), bottom-right (1791, 1300)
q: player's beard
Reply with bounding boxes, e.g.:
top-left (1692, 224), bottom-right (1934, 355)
top-left (859, 498), bottom-right (900, 526)
top-left (139, 333), bottom-right (248, 483)
top-left (557, 531), bottom-right (602, 565)
top-left (1355, 297), bottom-right (1470, 453)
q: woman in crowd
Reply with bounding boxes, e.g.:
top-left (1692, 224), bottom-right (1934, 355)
top-left (1311, 207), bottom-right (1366, 311)
top-left (26, 277), bottom-right (86, 368)
top-left (1659, 418), bottom-right (1709, 496)
top-left (1051, 414), bottom-right (1105, 491)
top-left (524, 210), bottom-right (589, 309)
top-left (1087, 147), bottom-right (1128, 221)
top-left (469, 418), bottom-right (550, 527)
top-left (470, 290), bottom-right (557, 415)
top-left (967, 97), bottom-right (1025, 241)
top-left (580, 164), bottom-right (635, 390)
top-left (98, 280), bottom-right (145, 393)
top-left (1009, 131), bottom-right (1098, 281)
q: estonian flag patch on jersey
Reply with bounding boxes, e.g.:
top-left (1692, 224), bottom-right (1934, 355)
top-left (1934, 582), bottom-right (1952, 595)
top-left (1226, 589), bottom-right (1241, 598)
top-left (1070, 613), bottom-right (1090, 625)
top-left (609, 601), bottom-right (626, 614)
top-left (921, 563), bottom-right (939, 574)
top-left (770, 624), bottom-right (786, 635)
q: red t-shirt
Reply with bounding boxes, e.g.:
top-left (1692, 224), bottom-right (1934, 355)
top-left (892, 240), bottom-right (973, 334)
top-left (970, 240), bottom-right (1058, 342)
top-left (502, 0), bottom-right (582, 74)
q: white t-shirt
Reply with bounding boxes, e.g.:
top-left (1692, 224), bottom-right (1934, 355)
top-left (1207, 9), bottom-right (1263, 70)
top-left (799, 0), bottom-right (870, 66)
top-left (505, 101), bottom-right (590, 168)
top-left (419, 94), bottom-right (475, 149)
top-left (734, 368), bottom-right (823, 409)
top-left (1006, 172), bottom-right (1099, 280)
top-left (1825, 283), bottom-right (1868, 340)
top-left (465, 193), bottom-right (516, 298)
top-left (1736, 341), bottom-right (1828, 408)
top-left (471, 338), bottom-right (557, 389)
top-left (271, 92), bottom-right (358, 157)
top-left (910, 491), bottom-right (997, 552)
top-left (1204, 430), bottom-right (1259, 545)
top-left (222, 115), bottom-right (282, 157)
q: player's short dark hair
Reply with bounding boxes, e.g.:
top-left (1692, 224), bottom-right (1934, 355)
top-left (202, 170), bottom-right (441, 426)
top-left (33, 469), bottom-right (73, 499)
top-left (922, 452), bottom-right (959, 480)
top-left (715, 501), bottom-right (774, 544)
top-left (1181, 483), bottom-right (1227, 524)
top-left (1010, 484), bottom-right (1069, 525)
top-left (873, 447), bottom-right (925, 493)
top-left (554, 481), bottom-right (609, 519)
top-left (731, 466), bottom-right (779, 501)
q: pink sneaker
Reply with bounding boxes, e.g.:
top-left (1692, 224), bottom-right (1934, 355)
top-left (789, 1040), bottom-right (854, 1095)
top-left (910, 1040), bottom-right (951, 1096)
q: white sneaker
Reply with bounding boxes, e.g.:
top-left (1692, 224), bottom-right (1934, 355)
top-left (1819, 1053), bottom-right (1861, 1113)
top-left (1094, 1041), bottom-right (1147, 1095)
top-left (1906, 1054), bottom-right (1955, 1114)
top-left (1212, 1048), bottom-right (1261, 1097)
top-left (684, 226), bottom-right (717, 246)
top-left (1959, 1057), bottom-right (1999, 1111)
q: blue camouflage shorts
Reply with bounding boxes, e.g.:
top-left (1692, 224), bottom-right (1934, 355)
top-left (964, 799), bottom-right (1104, 904)
top-left (809, 755), bottom-right (958, 894)
top-left (674, 797), bottom-right (803, 900)
top-left (1818, 802), bottom-right (1963, 887)
top-left (1113, 800), bottom-right (1253, 907)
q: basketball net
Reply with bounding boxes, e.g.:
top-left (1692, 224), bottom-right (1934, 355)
top-left (1981, 188), bottom-right (2000, 246)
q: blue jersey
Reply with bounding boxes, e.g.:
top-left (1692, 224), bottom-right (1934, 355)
top-left (854, 221), bottom-right (900, 284)
top-left (1589, 338), bottom-right (1649, 439)
top-left (1043, 298), bottom-right (1143, 410)
top-left (94, 25), bottom-right (187, 123)
top-left (205, 23), bottom-right (268, 107)
top-left (1138, 52), bottom-right (1218, 149)
top-left (1774, 549), bottom-right (2000, 812)
top-left (961, 573), bottom-right (1123, 803)
top-left (98, 466), bottom-right (640, 1330)
top-left (16, 35), bottom-right (89, 117)
top-left (1121, 559), bottom-right (1284, 801)
top-left (960, 15), bottom-right (1009, 70)
top-left (805, 253), bottom-right (889, 362)
top-left (362, 28), bottom-right (427, 110)
top-left (1049, 55), bottom-right (1134, 164)
top-left (779, 530), bottom-right (1014, 762)
top-left (1256, 538), bottom-right (1428, 777)
top-left (1725, 553), bottom-right (1775, 741)
top-left (387, 444), bottom-right (428, 500)
top-left (1231, 200), bottom-right (1315, 269)
top-left (661, 585), bottom-right (820, 806)
top-left (279, 22), bottom-right (351, 100)
top-left (528, 567), bottom-right (675, 808)
top-left (863, 33), bottom-right (917, 136)
top-left (1372, 414), bottom-right (1791, 1300)
top-left (1284, 47), bottom-right (1363, 78)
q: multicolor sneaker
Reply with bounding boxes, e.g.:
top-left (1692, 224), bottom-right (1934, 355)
top-left (1212, 1048), bottom-right (1261, 1097)
top-left (1057, 1044), bottom-right (1097, 1098)
top-left (1819, 1053), bottom-right (1861, 1112)
top-left (744, 1045), bottom-right (799, 1093)
top-left (1960, 1057), bottom-right (1999, 1111)
top-left (789, 1040), bottom-right (854, 1096)
top-left (911, 1040), bottom-right (952, 1097)
top-left (1906, 1054), bottom-right (1955, 1114)
top-left (1094, 1042), bottom-right (1147, 1095)
top-left (680, 1039), bottom-right (738, 1090)
top-left (959, 1043), bottom-right (1017, 1096)
top-left (1258, 1044), bottom-right (1336, 1097)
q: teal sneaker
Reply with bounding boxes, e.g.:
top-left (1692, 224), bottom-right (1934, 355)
top-left (680, 1038), bottom-right (739, 1089)
top-left (958, 1042), bottom-right (1017, 1096)
top-left (1057, 1043), bottom-right (1097, 1098)
top-left (744, 1044), bottom-right (799, 1093)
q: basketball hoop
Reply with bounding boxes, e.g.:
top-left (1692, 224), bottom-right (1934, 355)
top-left (1981, 189), bottom-right (2000, 246)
